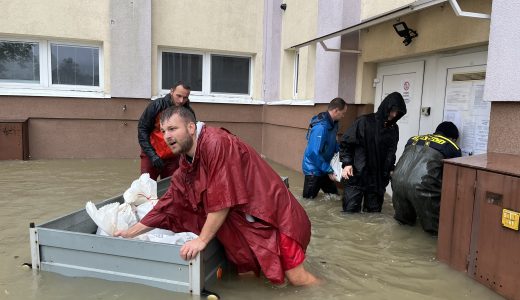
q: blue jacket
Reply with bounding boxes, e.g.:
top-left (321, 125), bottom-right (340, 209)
top-left (302, 112), bottom-right (339, 176)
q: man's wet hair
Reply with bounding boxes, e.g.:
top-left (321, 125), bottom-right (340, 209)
top-left (171, 80), bottom-right (191, 91)
top-left (160, 106), bottom-right (196, 124)
top-left (328, 97), bottom-right (346, 111)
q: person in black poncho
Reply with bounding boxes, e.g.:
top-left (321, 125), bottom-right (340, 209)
top-left (339, 92), bottom-right (407, 213)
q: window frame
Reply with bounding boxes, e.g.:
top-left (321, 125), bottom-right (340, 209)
top-left (158, 48), bottom-right (253, 101)
top-left (293, 50), bottom-right (299, 99)
top-left (0, 36), bottom-right (104, 97)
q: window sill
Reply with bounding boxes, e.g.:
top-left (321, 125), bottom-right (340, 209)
top-left (153, 94), bottom-right (265, 105)
top-left (266, 99), bottom-right (315, 106)
top-left (151, 95), bottom-right (317, 106)
top-left (0, 87), bottom-right (110, 99)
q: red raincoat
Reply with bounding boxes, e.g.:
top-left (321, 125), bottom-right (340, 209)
top-left (141, 126), bottom-right (311, 283)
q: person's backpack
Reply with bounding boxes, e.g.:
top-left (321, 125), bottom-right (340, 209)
top-left (306, 113), bottom-right (325, 140)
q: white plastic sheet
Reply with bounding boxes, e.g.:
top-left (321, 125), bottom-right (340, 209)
top-left (330, 152), bottom-right (342, 182)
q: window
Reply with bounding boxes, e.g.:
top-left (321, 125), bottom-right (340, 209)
top-left (0, 37), bottom-right (103, 96)
top-left (159, 50), bottom-right (252, 98)
top-left (211, 55), bottom-right (250, 94)
top-left (162, 52), bottom-right (202, 91)
top-left (0, 40), bottom-right (39, 83)
top-left (51, 44), bottom-right (99, 86)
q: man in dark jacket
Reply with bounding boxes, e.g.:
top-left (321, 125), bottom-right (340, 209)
top-left (137, 81), bottom-right (195, 180)
top-left (339, 92), bottom-right (407, 213)
top-left (391, 121), bottom-right (461, 235)
top-left (302, 97), bottom-right (347, 199)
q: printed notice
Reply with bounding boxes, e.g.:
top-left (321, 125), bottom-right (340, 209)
top-left (445, 82), bottom-right (471, 111)
top-left (444, 110), bottom-right (463, 133)
top-left (460, 120), bottom-right (476, 156)
top-left (401, 79), bottom-right (413, 104)
top-left (472, 83), bottom-right (490, 115)
top-left (474, 116), bottom-right (489, 154)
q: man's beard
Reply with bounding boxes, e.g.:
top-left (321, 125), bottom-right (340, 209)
top-left (173, 134), bottom-right (194, 155)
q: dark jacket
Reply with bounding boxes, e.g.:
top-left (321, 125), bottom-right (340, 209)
top-left (302, 112), bottom-right (339, 176)
top-left (339, 92), bottom-right (406, 194)
top-left (137, 94), bottom-right (194, 160)
top-left (391, 133), bottom-right (461, 234)
top-left (405, 133), bottom-right (461, 159)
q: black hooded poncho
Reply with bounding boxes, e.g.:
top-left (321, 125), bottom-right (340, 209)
top-left (339, 92), bottom-right (407, 195)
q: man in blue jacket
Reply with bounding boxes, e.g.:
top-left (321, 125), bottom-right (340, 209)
top-left (302, 97), bottom-right (347, 199)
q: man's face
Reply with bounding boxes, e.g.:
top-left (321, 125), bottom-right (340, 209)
top-left (170, 86), bottom-right (191, 106)
top-left (160, 114), bottom-right (196, 155)
top-left (388, 109), bottom-right (399, 121)
top-left (331, 106), bottom-right (348, 121)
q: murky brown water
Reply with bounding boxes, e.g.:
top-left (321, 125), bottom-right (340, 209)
top-left (0, 159), bottom-right (503, 300)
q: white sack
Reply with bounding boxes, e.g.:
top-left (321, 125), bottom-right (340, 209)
top-left (123, 173), bottom-right (158, 206)
top-left (86, 201), bottom-right (138, 236)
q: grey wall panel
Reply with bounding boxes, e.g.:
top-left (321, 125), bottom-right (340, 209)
top-left (110, 0), bottom-right (152, 98)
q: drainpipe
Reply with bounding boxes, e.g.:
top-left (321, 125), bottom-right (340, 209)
top-left (448, 0), bottom-right (490, 19)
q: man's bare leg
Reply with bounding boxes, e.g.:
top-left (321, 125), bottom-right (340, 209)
top-left (285, 264), bottom-right (320, 286)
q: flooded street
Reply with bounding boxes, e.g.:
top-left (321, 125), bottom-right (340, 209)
top-left (0, 159), bottom-right (503, 300)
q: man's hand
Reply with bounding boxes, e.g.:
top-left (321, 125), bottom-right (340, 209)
top-left (151, 155), bottom-right (164, 170)
top-left (113, 222), bottom-right (152, 238)
top-left (113, 229), bottom-right (130, 238)
top-left (328, 173), bottom-right (337, 182)
top-left (342, 165), bottom-right (354, 179)
top-left (180, 238), bottom-right (208, 260)
top-left (180, 208), bottom-right (230, 261)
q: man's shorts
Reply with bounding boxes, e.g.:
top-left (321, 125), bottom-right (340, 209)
top-left (279, 233), bottom-right (306, 271)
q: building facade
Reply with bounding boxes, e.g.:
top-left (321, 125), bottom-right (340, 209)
top-left (1, 0), bottom-right (517, 173)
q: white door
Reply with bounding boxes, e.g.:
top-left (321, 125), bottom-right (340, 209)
top-left (435, 51), bottom-right (488, 156)
top-left (375, 61), bottom-right (425, 161)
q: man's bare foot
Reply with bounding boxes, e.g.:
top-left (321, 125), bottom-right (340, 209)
top-left (285, 264), bottom-right (322, 286)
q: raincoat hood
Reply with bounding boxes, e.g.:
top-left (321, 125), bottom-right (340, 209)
top-left (376, 92), bottom-right (407, 126)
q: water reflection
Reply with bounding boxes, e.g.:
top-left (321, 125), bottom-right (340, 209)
top-left (0, 159), bottom-right (503, 300)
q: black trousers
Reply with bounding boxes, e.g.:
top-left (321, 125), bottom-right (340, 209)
top-left (342, 184), bottom-right (384, 213)
top-left (392, 188), bottom-right (440, 235)
top-left (302, 175), bottom-right (338, 199)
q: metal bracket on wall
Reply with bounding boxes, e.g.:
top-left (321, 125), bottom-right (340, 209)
top-left (319, 41), bottom-right (361, 54)
top-left (448, 0), bottom-right (490, 19)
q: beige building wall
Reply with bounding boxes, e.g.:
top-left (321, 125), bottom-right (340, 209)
top-left (0, 0), bottom-right (373, 173)
top-left (0, 0), bottom-right (111, 93)
top-left (361, 0), bottom-right (415, 20)
top-left (355, 0), bottom-right (491, 104)
top-left (279, 0), bottom-right (318, 99)
top-left (151, 0), bottom-right (265, 98)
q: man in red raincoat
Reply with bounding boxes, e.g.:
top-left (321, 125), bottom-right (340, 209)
top-left (115, 106), bottom-right (318, 286)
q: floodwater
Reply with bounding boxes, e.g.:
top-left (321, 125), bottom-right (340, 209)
top-left (0, 159), bottom-right (503, 300)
